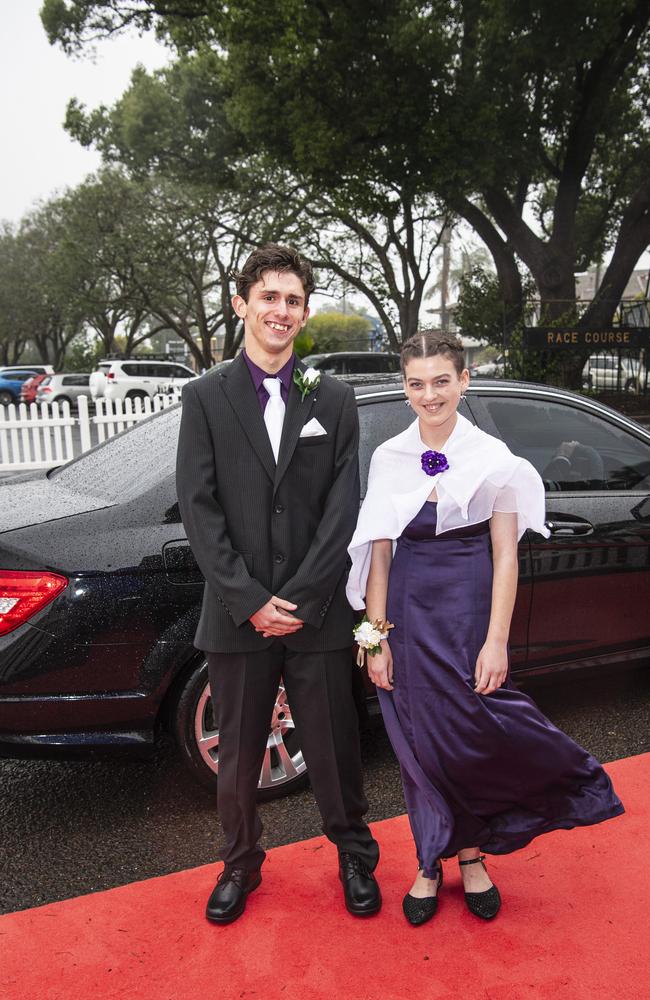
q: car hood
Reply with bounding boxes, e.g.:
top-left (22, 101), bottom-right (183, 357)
top-left (0, 477), bottom-right (116, 534)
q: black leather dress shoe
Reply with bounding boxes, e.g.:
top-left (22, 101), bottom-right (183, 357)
top-left (205, 868), bottom-right (262, 924)
top-left (338, 852), bottom-right (382, 916)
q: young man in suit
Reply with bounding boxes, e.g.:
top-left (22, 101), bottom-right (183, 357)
top-left (176, 244), bottom-right (380, 924)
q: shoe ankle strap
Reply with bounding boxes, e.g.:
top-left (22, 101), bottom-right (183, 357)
top-left (458, 854), bottom-right (486, 867)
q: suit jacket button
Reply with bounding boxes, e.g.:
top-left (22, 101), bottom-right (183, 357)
top-left (274, 553), bottom-right (284, 564)
top-left (274, 504), bottom-right (285, 514)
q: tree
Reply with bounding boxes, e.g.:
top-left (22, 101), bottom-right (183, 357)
top-left (43, 0), bottom-right (650, 385)
top-left (58, 52), bottom-right (450, 347)
top-left (55, 171), bottom-right (162, 357)
top-left (8, 202), bottom-right (87, 368)
top-left (0, 224), bottom-right (29, 366)
top-left (300, 311), bottom-right (372, 354)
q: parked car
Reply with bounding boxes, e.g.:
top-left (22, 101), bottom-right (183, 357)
top-left (471, 355), bottom-right (505, 377)
top-left (0, 364), bottom-right (54, 378)
top-left (1, 377), bottom-right (649, 799)
top-left (89, 359), bottom-right (196, 402)
top-left (35, 373), bottom-right (92, 408)
top-left (0, 370), bottom-right (40, 406)
top-left (582, 354), bottom-right (644, 393)
top-left (156, 359), bottom-right (233, 401)
top-left (302, 352), bottom-right (401, 376)
top-left (20, 373), bottom-right (48, 405)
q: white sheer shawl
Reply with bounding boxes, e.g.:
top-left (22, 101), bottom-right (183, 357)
top-left (346, 412), bottom-right (549, 610)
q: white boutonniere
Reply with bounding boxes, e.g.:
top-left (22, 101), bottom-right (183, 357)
top-left (293, 366), bottom-right (320, 401)
top-left (353, 615), bottom-right (395, 667)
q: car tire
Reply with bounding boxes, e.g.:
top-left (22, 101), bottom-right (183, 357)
top-left (173, 658), bottom-right (309, 800)
top-left (126, 390), bottom-right (148, 401)
top-left (54, 395), bottom-right (72, 407)
top-left (0, 390), bottom-right (14, 406)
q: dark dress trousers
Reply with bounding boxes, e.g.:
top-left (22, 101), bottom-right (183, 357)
top-left (176, 355), bottom-right (379, 872)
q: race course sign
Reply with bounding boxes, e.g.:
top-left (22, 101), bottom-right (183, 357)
top-left (523, 327), bottom-right (650, 349)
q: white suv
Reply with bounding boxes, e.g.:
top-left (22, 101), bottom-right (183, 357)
top-left (582, 355), bottom-right (644, 393)
top-left (90, 359), bottom-right (196, 402)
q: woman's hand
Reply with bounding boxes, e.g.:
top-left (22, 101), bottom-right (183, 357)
top-left (474, 639), bottom-right (508, 695)
top-left (367, 641), bottom-right (394, 691)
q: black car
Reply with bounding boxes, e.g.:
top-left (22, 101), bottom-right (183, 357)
top-left (302, 352), bottom-right (401, 376)
top-left (1, 380), bottom-right (649, 799)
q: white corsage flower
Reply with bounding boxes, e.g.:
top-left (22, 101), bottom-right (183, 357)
top-left (353, 615), bottom-right (395, 666)
top-left (294, 366), bottom-right (321, 401)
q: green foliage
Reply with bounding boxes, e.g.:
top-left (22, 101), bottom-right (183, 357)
top-left (292, 331), bottom-right (315, 358)
top-left (455, 265), bottom-right (567, 385)
top-left (303, 312), bottom-right (372, 354)
top-left (64, 331), bottom-right (105, 372)
top-left (454, 267), bottom-right (505, 349)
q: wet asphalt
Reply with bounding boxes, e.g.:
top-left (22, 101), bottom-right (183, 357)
top-left (1, 667), bottom-right (649, 915)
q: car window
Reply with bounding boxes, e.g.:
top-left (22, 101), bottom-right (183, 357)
top-left (347, 356), bottom-right (388, 374)
top-left (62, 375), bottom-right (89, 386)
top-left (346, 357), bottom-right (369, 374)
top-left (357, 394), bottom-right (475, 495)
top-left (40, 376), bottom-right (52, 387)
top-left (50, 406), bottom-right (181, 500)
top-left (121, 363), bottom-right (154, 377)
top-left (314, 358), bottom-right (344, 375)
top-left (481, 395), bottom-right (650, 491)
top-left (171, 366), bottom-right (193, 379)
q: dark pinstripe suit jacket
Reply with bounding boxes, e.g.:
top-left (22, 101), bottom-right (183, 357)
top-left (175, 354), bottom-right (359, 653)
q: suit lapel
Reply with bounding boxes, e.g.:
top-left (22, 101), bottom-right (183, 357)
top-left (221, 354), bottom-right (276, 482)
top-left (274, 359), bottom-right (317, 489)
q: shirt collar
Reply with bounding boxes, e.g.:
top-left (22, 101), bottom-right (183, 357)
top-left (243, 350), bottom-right (296, 393)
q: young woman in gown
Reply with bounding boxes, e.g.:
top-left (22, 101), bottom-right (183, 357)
top-left (347, 332), bottom-right (623, 924)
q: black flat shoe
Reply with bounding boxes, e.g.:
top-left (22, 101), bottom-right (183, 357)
top-left (206, 867), bottom-right (262, 924)
top-left (339, 852), bottom-right (382, 916)
top-left (458, 855), bottom-right (501, 920)
top-left (402, 862), bottom-right (443, 926)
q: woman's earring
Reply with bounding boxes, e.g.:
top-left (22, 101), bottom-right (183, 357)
top-left (460, 393), bottom-right (467, 401)
top-left (405, 398), bottom-right (411, 407)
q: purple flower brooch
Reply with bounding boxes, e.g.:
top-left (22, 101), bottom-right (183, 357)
top-left (421, 450), bottom-right (450, 476)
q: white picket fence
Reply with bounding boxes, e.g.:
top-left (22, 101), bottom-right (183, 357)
top-left (0, 393), bottom-right (180, 472)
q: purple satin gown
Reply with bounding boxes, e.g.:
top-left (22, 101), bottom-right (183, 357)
top-left (378, 501), bottom-right (624, 877)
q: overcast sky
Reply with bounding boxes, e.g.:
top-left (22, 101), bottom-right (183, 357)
top-left (0, 1), bottom-right (169, 223)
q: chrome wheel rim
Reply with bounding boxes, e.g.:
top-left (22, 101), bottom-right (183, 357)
top-left (194, 671), bottom-right (306, 791)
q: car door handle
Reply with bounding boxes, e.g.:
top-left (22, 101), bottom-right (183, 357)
top-left (545, 519), bottom-right (594, 536)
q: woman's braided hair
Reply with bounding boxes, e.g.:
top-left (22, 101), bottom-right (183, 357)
top-left (400, 329), bottom-right (466, 376)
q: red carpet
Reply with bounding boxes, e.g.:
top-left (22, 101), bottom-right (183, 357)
top-left (1, 754), bottom-right (647, 1000)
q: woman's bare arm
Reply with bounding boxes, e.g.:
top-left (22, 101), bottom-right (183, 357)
top-left (365, 539), bottom-right (394, 691)
top-left (475, 511), bottom-right (518, 695)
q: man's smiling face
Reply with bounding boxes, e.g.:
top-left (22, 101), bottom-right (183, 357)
top-left (234, 269), bottom-right (310, 359)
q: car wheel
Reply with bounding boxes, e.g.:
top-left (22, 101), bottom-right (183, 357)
top-left (173, 658), bottom-right (309, 800)
top-left (55, 395), bottom-right (72, 407)
top-left (0, 390), bottom-right (14, 406)
top-left (126, 390), bottom-right (148, 401)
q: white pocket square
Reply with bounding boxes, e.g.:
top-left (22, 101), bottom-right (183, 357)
top-left (300, 417), bottom-right (327, 438)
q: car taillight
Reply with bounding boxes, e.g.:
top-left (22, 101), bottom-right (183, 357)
top-left (41, 386), bottom-right (52, 393)
top-left (107, 372), bottom-right (115, 379)
top-left (0, 571), bottom-right (68, 636)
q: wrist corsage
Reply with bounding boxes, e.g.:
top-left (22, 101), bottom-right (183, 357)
top-left (353, 615), bottom-right (395, 667)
